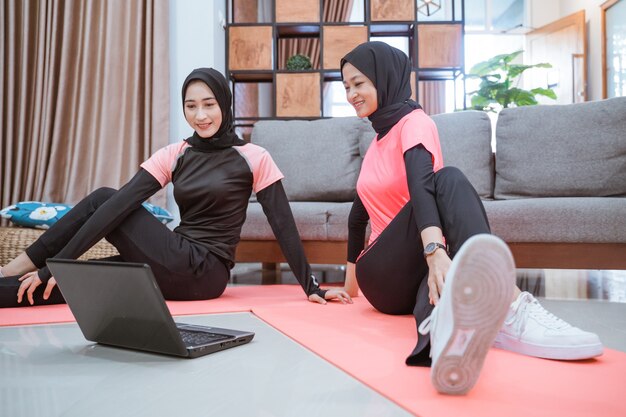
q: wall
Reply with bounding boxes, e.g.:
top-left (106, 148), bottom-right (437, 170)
top-left (167, 0), bottom-right (226, 222)
top-left (528, 0), bottom-right (560, 28)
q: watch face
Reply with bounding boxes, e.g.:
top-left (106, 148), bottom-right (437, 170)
top-left (425, 243), bottom-right (436, 254)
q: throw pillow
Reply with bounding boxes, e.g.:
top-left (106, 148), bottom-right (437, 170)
top-left (0, 202), bottom-right (72, 229)
top-left (1, 201), bottom-right (174, 229)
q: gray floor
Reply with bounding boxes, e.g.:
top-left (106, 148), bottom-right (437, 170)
top-left (0, 312), bottom-right (414, 417)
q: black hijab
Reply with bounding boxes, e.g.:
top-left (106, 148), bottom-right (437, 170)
top-left (181, 68), bottom-right (245, 151)
top-left (341, 41), bottom-right (421, 139)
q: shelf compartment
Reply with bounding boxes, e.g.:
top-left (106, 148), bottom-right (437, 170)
top-left (417, 23), bottom-right (462, 68)
top-left (229, 26), bottom-right (274, 70)
top-left (322, 25), bottom-right (368, 70)
top-left (233, 81), bottom-right (274, 118)
top-left (230, 0), bottom-right (274, 23)
top-left (276, 0), bottom-right (320, 23)
top-left (323, 0), bottom-right (365, 22)
top-left (276, 72), bottom-right (321, 117)
top-left (370, 0), bottom-right (415, 22)
top-left (278, 38), bottom-right (321, 70)
top-left (417, 0), bottom-right (463, 22)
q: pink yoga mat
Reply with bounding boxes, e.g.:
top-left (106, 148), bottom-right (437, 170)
top-left (0, 285), bottom-right (302, 327)
top-left (253, 299), bottom-right (626, 417)
top-left (2, 285), bottom-right (624, 417)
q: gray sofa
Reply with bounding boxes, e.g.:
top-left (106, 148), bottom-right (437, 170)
top-left (237, 97), bottom-right (626, 272)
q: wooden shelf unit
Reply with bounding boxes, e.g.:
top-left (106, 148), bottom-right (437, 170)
top-left (226, 0), bottom-right (466, 132)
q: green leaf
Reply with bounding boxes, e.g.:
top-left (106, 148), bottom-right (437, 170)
top-left (468, 51), bottom-right (524, 76)
top-left (508, 88), bottom-right (538, 106)
top-left (468, 60), bottom-right (502, 77)
top-left (470, 95), bottom-right (494, 110)
top-left (531, 88), bottom-right (557, 100)
top-left (509, 62), bottom-right (553, 79)
top-left (507, 64), bottom-right (535, 79)
top-left (501, 50), bottom-right (524, 64)
top-left (495, 89), bottom-right (512, 107)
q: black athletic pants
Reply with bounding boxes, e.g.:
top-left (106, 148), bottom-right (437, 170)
top-left (0, 188), bottom-right (229, 308)
top-left (354, 167), bottom-right (491, 366)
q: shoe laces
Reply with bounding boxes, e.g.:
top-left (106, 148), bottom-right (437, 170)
top-left (505, 292), bottom-right (571, 333)
top-left (418, 306), bottom-right (438, 335)
top-left (418, 307), bottom-right (439, 358)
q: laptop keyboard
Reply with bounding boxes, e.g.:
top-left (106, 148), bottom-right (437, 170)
top-left (179, 329), bottom-right (234, 347)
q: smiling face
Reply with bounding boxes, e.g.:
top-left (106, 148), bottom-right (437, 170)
top-left (184, 80), bottom-right (223, 138)
top-left (342, 62), bottom-right (378, 118)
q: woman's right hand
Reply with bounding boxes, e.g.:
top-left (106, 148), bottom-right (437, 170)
top-left (17, 271), bottom-right (57, 305)
top-left (425, 249), bottom-right (451, 305)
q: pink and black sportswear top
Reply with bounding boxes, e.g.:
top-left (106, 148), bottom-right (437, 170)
top-left (142, 141), bottom-right (281, 264)
top-left (356, 109), bottom-right (443, 244)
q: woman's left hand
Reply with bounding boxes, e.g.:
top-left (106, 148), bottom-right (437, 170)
top-left (17, 271), bottom-right (57, 305)
top-left (308, 288), bottom-right (353, 305)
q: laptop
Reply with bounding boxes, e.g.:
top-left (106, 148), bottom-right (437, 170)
top-left (46, 259), bottom-right (255, 358)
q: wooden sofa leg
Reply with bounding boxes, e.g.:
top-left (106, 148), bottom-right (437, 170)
top-left (261, 262), bottom-right (281, 285)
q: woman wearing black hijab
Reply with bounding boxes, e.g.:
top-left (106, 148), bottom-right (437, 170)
top-left (337, 42), bottom-right (602, 394)
top-left (0, 68), bottom-right (351, 308)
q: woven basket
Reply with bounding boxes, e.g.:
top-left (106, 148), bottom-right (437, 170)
top-left (0, 226), bottom-right (119, 266)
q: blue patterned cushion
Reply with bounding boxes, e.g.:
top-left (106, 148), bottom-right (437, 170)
top-left (1, 201), bottom-right (174, 229)
top-left (141, 202), bottom-right (175, 224)
top-left (0, 202), bottom-right (72, 229)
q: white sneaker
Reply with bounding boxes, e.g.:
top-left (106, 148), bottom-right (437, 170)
top-left (494, 292), bottom-right (604, 360)
top-left (418, 234), bottom-right (515, 395)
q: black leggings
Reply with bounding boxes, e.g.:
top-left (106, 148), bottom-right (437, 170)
top-left (355, 167), bottom-right (491, 366)
top-left (0, 188), bottom-right (229, 308)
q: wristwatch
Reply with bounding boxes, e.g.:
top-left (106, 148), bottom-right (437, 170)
top-left (423, 242), bottom-right (447, 259)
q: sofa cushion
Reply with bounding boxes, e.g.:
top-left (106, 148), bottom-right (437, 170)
top-left (326, 202), bottom-right (355, 240)
top-left (483, 198), bottom-right (626, 243)
top-left (241, 202), bottom-right (328, 240)
top-left (357, 122), bottom-right (377, 158)
top-left (252, 118), bottom-right (369, 202)
top-left (358, 111), bottom-right (494, 198)
top-left (432, 111), bottom-right (494, 199)
top-left (241, 201), bottom-right (359, 242)
top-left (494, 97), bottom-right (626, 199)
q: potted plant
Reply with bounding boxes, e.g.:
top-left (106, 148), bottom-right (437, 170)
top-left (466, 50), bottom-right (556, 112)
top-left (286, 54), bottom-right (312, 71)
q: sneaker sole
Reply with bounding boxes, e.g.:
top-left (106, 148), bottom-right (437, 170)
top-left (432, 234), bottom-right (515, 395)
top-left (493, 333), bottom-right (604, 360)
